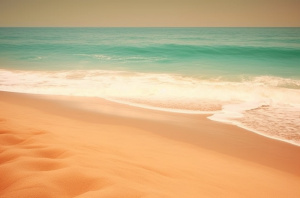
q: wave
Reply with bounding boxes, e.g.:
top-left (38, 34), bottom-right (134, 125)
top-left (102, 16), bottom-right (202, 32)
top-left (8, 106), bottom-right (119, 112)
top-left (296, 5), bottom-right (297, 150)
top-left (1, 69), bottom-right (299, 107)
top-left (83, 44), bottom-right (300, 60)
top-left (1, 69), bottom-right (299, 105)
top-left (2, 41), bottom-right (300, 60)
top-left (1, 69), bottom-right (300, 146)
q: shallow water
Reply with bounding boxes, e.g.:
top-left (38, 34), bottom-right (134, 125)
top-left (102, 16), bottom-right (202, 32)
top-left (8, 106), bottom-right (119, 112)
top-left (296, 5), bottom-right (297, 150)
top-left (1, 27), bottom-right (300, 145)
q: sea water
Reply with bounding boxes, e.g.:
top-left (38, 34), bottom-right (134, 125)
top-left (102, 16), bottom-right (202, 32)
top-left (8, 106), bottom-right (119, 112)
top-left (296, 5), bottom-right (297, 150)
top-left (0, 27), bottom-right (300, 145)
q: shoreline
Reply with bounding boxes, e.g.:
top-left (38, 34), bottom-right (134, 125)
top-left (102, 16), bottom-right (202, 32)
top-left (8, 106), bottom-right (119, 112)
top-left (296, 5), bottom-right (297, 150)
top-left (1, 91), bottom-right (300, 197)
top-left (103, 97), bottom-right (300, 147)
top-left (208, 115), bottom-right (300, 147)
top-left (1, 68), bottom-right (300, 148)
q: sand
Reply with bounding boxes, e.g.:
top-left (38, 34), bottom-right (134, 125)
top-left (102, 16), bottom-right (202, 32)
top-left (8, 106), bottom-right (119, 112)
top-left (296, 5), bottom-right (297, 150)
top-left (0, 91), bottom-right (299, 198)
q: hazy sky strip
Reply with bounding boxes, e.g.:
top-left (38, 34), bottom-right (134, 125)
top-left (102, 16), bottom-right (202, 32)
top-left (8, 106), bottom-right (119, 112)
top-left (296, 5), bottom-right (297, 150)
top-left (0, 0), bottom-right (300, 27)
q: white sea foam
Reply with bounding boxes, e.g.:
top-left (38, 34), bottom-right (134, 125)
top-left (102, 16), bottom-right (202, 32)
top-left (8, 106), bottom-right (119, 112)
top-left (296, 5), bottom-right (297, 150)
top-left (76, 54), bottom-right (112, 60)
top-left (1, 69), bottom-right (300, 146)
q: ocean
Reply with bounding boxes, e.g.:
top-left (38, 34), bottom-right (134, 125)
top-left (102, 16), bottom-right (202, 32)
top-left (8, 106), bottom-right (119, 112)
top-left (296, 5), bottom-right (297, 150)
top-left (0, 27), bottom-right (300, 145)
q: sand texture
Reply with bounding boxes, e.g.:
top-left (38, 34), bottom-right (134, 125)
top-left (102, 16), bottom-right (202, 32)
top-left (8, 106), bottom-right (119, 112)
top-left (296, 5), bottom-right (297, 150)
top-left (0, 91), bottom-right (300, 198)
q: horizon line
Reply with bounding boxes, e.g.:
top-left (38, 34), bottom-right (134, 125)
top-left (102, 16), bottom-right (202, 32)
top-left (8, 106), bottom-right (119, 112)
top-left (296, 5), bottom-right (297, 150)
top-left (1, 26), bottom-right (300, 28)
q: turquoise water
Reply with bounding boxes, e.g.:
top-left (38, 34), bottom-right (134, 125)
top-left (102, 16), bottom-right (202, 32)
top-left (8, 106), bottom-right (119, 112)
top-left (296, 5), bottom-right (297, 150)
top-left (1, 27), bottom-right (300, 78)
top-left (0, 27), bottom-right (300, 145)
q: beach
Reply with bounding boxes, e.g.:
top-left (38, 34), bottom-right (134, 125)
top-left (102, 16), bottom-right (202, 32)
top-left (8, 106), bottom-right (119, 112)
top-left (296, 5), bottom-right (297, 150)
top-left (1, 91), bottom-right (299, 198)
top-left (1, 27), bottom-right (300, 198)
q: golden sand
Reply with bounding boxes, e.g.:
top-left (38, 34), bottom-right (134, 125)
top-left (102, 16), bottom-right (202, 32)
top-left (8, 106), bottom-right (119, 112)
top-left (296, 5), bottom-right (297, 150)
top-left (0, 91), bottom-right (299, 198)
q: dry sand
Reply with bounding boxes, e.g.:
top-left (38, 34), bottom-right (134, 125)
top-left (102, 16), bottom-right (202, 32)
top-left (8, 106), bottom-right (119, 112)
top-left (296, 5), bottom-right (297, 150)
top-left (0, 91), bottom-right (299, 198)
